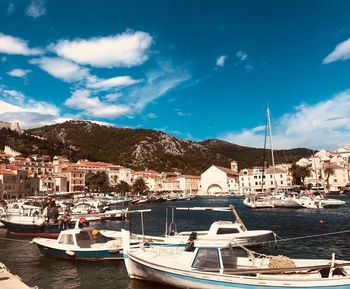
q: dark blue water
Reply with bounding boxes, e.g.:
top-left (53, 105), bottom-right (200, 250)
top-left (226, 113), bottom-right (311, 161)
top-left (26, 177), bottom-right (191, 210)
top-left (1, 196), bottom-right (350, 289)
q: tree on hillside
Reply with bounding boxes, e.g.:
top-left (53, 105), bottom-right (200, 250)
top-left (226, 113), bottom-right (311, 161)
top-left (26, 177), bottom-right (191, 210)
top-left (132, 178), bottom-right (148, 195)
top-left (85, 171), bottom-right (110, 193)
top-left (324, 167), bottom-right (335, 189)
top-left (290, 164), bottom-right (311, 186)
top-left (115, 181), bottom-right (130, 195)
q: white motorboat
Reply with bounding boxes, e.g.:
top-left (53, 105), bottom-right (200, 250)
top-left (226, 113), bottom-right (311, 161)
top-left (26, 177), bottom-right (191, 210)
top-left (101, 205), bottom-right (274, 247)
top-left (243, 195), bottom-right (275, 208)
top-left (122, 229), bottom-right (350, 289)
top-left (33, 226), bottom-right (137, 261)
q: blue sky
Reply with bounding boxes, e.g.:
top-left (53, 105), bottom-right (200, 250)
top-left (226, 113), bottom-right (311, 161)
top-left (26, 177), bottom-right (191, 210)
top-left (1, 0), bottom-right (350, 150)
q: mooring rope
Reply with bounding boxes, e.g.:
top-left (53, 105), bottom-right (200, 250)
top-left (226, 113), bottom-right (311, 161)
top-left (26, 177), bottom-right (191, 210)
top-left (0, 237), bottom-right (34, 250)
top-left (237, 229), bottom-right (350, 247)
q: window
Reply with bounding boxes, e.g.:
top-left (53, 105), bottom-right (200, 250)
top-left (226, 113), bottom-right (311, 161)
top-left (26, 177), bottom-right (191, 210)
top-left (221, 247), bottom-right (237, 269)
top-left (58, 234), bottom-right (74, 245)
top-left (192, 248), bottom-right (220, 270)
top-left (217, 228), bottom-right (240, 234)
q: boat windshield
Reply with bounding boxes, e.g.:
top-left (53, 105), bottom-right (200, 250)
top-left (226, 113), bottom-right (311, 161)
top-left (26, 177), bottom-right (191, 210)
top-left (221, 247), bottom-right (237, 269)
top-left (192, 248), bottom-right (220, 271)
top-left (58, 234), bottom-right (75, 245)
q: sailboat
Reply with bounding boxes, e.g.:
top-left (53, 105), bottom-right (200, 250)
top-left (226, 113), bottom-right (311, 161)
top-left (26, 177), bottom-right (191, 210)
top-left (243, 107), bottom-right (303, 209)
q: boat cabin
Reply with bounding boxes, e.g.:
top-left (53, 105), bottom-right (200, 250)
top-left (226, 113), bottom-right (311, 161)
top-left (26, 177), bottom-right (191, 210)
top-left (57, 228), bottom-right (107, 248)
top-left (207, 221), bottom-right (246, 235)
top-left (190, 245), bottom-right (241, 273)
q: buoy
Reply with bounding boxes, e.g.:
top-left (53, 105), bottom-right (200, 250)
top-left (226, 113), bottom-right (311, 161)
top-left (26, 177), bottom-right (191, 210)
top-left (319, 219), bottom-right (324, 225)
top-left (92, 229), bottom-right (99, 237)
top-left (65, 250), bottom-right (75, 257)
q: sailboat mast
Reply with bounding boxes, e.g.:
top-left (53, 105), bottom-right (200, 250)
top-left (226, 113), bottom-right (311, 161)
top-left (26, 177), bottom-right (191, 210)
top-left (266, 107), bottom-right (278, 192)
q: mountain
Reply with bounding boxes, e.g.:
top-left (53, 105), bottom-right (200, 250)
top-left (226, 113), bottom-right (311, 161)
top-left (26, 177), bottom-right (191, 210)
top-left (0, 120), bottom-right (313, 175)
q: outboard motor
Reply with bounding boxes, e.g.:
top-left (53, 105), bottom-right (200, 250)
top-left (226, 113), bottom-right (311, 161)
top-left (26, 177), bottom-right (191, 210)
top-left (185, 231), bottom-right (197, 252)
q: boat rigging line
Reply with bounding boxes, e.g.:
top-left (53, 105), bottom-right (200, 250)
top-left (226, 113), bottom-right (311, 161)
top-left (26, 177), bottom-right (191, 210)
top-left (236, 228), bottom-right (350, 247)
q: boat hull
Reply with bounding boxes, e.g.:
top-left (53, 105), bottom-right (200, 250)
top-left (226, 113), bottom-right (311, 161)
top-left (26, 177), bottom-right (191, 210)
top-left (35, 242), bottom-right (123, 261)
top-left (125, 253), bottom-right (350, 289)
top-left (1, 220), bottom-right (75, 238)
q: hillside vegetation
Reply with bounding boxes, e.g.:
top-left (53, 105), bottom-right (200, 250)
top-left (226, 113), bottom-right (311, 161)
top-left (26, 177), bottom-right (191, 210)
top-left (0, 121), bottom-right (313, 174)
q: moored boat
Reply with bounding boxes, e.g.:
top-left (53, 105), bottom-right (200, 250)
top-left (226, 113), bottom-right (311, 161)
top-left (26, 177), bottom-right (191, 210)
top-left (101, 205), bottom-right (274, 247)
top-left (33, 226), bottom-right (129, 261)
top-left (122, 229), bottom-right (350, 289)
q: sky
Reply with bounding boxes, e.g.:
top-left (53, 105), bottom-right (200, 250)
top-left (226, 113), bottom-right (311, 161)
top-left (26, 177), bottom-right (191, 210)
top-left (0, 0), bottom-right (350, 150)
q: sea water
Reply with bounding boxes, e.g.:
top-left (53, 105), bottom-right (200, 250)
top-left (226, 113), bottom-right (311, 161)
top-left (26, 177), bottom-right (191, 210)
top-left (1, 196), bottom-right (350, 289)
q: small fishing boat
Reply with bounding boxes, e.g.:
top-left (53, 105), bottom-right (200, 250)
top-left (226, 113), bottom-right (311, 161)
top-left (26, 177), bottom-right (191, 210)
top-left (122, 229), bottom-right (350, 289)
top-left (1, 218), bottom-right (76, 238)
top-left (33, 226), bottom-right (127, 261)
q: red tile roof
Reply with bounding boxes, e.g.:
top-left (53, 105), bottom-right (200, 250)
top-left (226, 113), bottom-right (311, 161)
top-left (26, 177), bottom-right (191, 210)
top-left (214, 165), bottom-right (238, 176)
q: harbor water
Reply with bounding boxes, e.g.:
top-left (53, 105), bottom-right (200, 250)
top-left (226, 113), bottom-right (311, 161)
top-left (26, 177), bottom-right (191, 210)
top-left (1, 196), bottom-right (350, 289)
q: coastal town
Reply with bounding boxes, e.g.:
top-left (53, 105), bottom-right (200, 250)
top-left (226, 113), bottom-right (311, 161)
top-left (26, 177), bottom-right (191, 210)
top-left (2, 1), bottom-right (350, 288)
top-left (0, 121), bottom-right (349, 200)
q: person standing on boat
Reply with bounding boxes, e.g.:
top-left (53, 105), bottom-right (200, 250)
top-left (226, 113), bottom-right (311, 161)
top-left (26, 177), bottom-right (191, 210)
top-left (59, 210), bottom-right (71, 229)
top-left (48, 201), bottom-right (59, 224)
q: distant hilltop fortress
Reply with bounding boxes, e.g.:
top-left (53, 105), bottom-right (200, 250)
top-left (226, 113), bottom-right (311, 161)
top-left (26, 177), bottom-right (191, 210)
top-left (0, 121), bottom-right (22, 134)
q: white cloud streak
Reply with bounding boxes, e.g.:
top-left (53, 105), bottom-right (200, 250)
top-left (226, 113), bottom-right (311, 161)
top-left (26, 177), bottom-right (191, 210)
top-left (49, 31), bottom-right (153, 68)
top-left (26, 0), bottom-right (46, 18)
top-left (323, 38), bottom-right (350, 64)
top-left (220, 90), bottom-right (350, 150)
top-left (7, 68), bottom-right (31, 78)
top-left (87, 75), bottom-right (141, 90)
top-left (236, 50), bottom-right (248, 61)
top-left (0, 33), bottom-right (43, 55)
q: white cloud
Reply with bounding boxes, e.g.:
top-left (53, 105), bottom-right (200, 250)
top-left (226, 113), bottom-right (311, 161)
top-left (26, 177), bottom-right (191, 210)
top-left (7, 68), bottom-right (31, 78)
top-left (7, 3), bottom-right (15, 15)
top-left (245, 64), bottom-right (254, 71)
top-left (216, 55), bottom-right (227, 67)
top-left (176, 110), bottom-right (192, 117)
top-left (26, 0), bottom-right (46, 18)
top-left (30, 57), bottom-right (90, 82)
top-left (147, 113), bottom-right (157, 119)
top-left (129, 62), bottom-right (190, 112)
top-left (104, 93), bottom-right (122, 102)
top-left (323, 38), bottom-right (350, 64)
top-left (236, 51), bottom-right (248, 61)
top-left (0, 33), bottom-right (43, 55)
top-left (1, 88), bottom-right (25, 103)
top-left (87, 75), bottom-right (141, 90)
top-left (220, 90), bottom-right (350, 150)
top-left (64, 89), bottom-right (130, 119)
top-left (49, 31), bottom-right (153, 68)
top-left (0, 86), bottom-right (61, 129)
